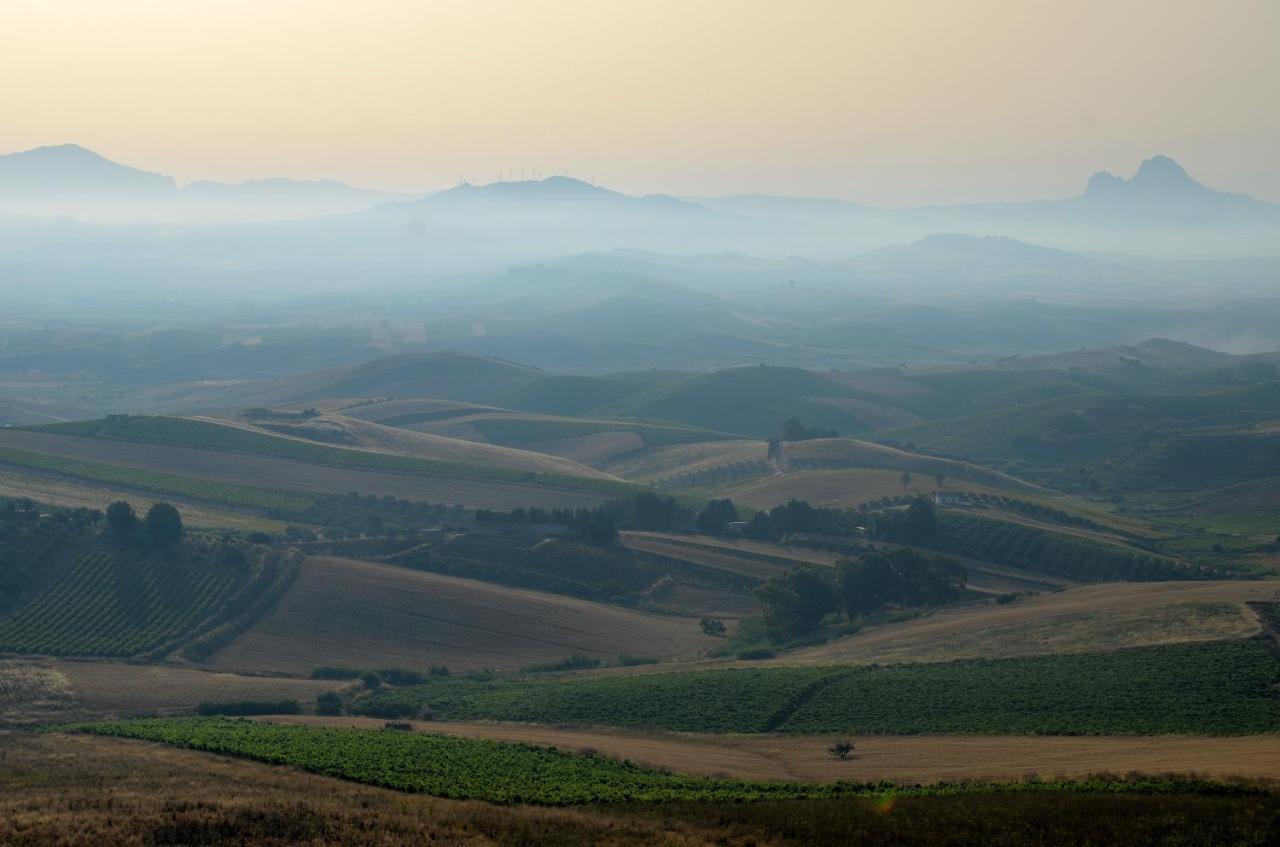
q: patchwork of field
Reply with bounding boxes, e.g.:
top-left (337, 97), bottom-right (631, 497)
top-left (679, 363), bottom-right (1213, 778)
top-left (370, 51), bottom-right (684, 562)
top-left (206, 413), bottom-right (620, 480)
top-left (0, 658), bottom-right (338, 725)
top-left (777, 580), bottom-right (1272, 666)
top-left (273, 716), bottom-right (1280, 784)
top-left (603, 440), bottom-right (768, 481)
top-left (0, 465), bottom-right (285, 531)
top-left (620, 531), bottom-right (1069, 595)
top-left (206, 556), bottom-right (715, 675)
top-left (0, 429), bottom-right (608, 510)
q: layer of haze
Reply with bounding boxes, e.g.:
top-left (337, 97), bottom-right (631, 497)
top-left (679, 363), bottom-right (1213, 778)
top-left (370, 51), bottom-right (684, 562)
top-left (2, 0), bottom-right (1277, 204)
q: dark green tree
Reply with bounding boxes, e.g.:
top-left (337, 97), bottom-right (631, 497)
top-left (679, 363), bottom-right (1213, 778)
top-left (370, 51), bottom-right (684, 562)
top-left (145, 502), bottom-right (184, 548)
top-left (696, 499), bottom-right (738, 534)
top-left (105, 500), bottom-right (138, 541)
top-left (904, 496), bottom-right (939, 542)
top-left (755, 565), bottom-right (838, 640)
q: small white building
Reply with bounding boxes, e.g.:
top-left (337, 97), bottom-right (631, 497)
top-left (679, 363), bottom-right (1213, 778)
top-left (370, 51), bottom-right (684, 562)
top-left (932, 491), bottom-right (968, 506)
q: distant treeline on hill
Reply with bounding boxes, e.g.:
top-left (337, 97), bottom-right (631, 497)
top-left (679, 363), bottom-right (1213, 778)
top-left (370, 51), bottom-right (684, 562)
top-left (476, 492), bottom-right (695, 543)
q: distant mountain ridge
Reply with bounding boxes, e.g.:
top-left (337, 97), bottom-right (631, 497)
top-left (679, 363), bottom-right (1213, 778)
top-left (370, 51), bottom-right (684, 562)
top-left (0, 143), bottom-right (411, 221)
top-left (0, 145), bottom-right (1276, 265)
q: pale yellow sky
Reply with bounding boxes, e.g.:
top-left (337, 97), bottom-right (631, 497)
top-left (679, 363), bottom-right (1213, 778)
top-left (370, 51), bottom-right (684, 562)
top-left (2, 0), bottom-right (1277, 204)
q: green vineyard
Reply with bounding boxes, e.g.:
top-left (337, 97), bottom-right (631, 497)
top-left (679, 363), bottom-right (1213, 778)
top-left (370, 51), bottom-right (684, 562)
top-left (63, 718), bottom-right (1239, 806)
top-left (0, 549), bottom-right (237, 657)
top-left (934, 512), bottom-right (1207, 582)
top-left (358, 639), bottom-right (1280, 736)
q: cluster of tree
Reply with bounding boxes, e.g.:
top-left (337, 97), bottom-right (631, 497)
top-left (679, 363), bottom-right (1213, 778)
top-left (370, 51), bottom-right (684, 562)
top-left (780, 417), bottom-right (839, 442)
top-left (477, 492), bottom-right (694, 544)
top-left (105, 500), bottom-right (185, 549)
top-left (654, 460), bottom-right (770, 490)
top-left (0, 498), bottom-right (101, 614)
top-left (696, 499), bottom-right (739, 534)
top-left (743, 499), bottom-right (863, 541)
top-left (755, 548), bottom-right (967, 640)
top-left (869, 497), bottom-right (940, 545)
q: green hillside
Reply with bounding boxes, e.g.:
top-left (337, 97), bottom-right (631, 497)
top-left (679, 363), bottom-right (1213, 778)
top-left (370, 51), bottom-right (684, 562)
top-left (596, 366), bottom-right (874, 437)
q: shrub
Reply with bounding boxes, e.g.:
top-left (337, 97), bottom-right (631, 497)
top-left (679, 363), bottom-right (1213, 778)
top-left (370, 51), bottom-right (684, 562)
top-left (316, 692), bottom-right (343, 716)
top-left (311, 667), bottom-right (361, 680)
top-left (197, 699), bottom-right (300, 716)
top-left (828, 739), bottom-right (855, 760)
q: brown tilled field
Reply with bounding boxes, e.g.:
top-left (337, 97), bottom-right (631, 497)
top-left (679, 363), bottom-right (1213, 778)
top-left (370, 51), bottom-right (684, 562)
top-left (622, 532), bottom-right (802, 580)
top-left (204, 413), bottom-right (620, 480)
top-left (620, 531), bottom-right (1067, 595)
top-left (602, 440), bottom-right (767, 481)
top-left (0, 658), bottom-right (340, 725)
top-left (269, 716), bottom-right (1280, 784)
top-left (775, 580), bottom-right (1272, 666)
top-left (0, 429), bottom-right (609, 510)
top-left (206, 556), bottom-right (715, 675)
top-left (528, 430), bottom-right (649, 466)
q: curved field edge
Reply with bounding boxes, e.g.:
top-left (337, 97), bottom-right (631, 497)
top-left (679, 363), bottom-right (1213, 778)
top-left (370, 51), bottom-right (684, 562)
top-left (30, 416), bottom-right (639, 497)
top-left (356, 639), bottom-right (1280, 736)
top-left (0, 444), bottom-right (317, 513)
top-left (55, 718), bottom-right (1266, 806)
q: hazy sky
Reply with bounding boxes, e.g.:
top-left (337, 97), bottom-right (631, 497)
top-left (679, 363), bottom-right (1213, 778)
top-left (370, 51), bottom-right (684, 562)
top-left (2, 0), bottom-right (1277, 205)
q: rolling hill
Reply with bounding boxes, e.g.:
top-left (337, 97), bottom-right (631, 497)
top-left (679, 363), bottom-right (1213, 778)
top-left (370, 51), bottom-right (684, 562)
top-left (204, 555), bottom-right (716, 675)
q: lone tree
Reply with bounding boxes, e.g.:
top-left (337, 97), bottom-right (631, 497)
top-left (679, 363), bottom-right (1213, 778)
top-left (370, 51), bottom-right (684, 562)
top-left (145, 502), bottom-right (184, 548)
top-left (105, 500), bottom-right (138, 541)
top-left (900, 471), bottom-right (913, 489)
top-left (828, 738), bottom-right (855, 760)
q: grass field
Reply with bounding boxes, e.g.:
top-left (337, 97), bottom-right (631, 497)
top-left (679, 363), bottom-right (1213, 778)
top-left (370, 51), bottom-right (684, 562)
top-left (359, 639), bottom-right (1280, 735)
top-left (0, 550), bottom-right (239, 658)
top-left (274, 715), bottom-right (1280, 784)
top-left (7, 732), bottom-right (1277, 847)
top-left (0, 466), bottom-right (289, 531)
top-left (0, 658), bottom-right (340, 726)
top-left (777, 580), bottom-right (1272, 666)
top-left (205, 556), bottom-right (715, 675)
top-left (0, 430), bottom-right (610, 511)
top-left (273, 413), bottom-right (622, 479)
top-left (35, 416), bottom-right (632, 495)
top-left (0, 442), bottom-right (317, 513)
